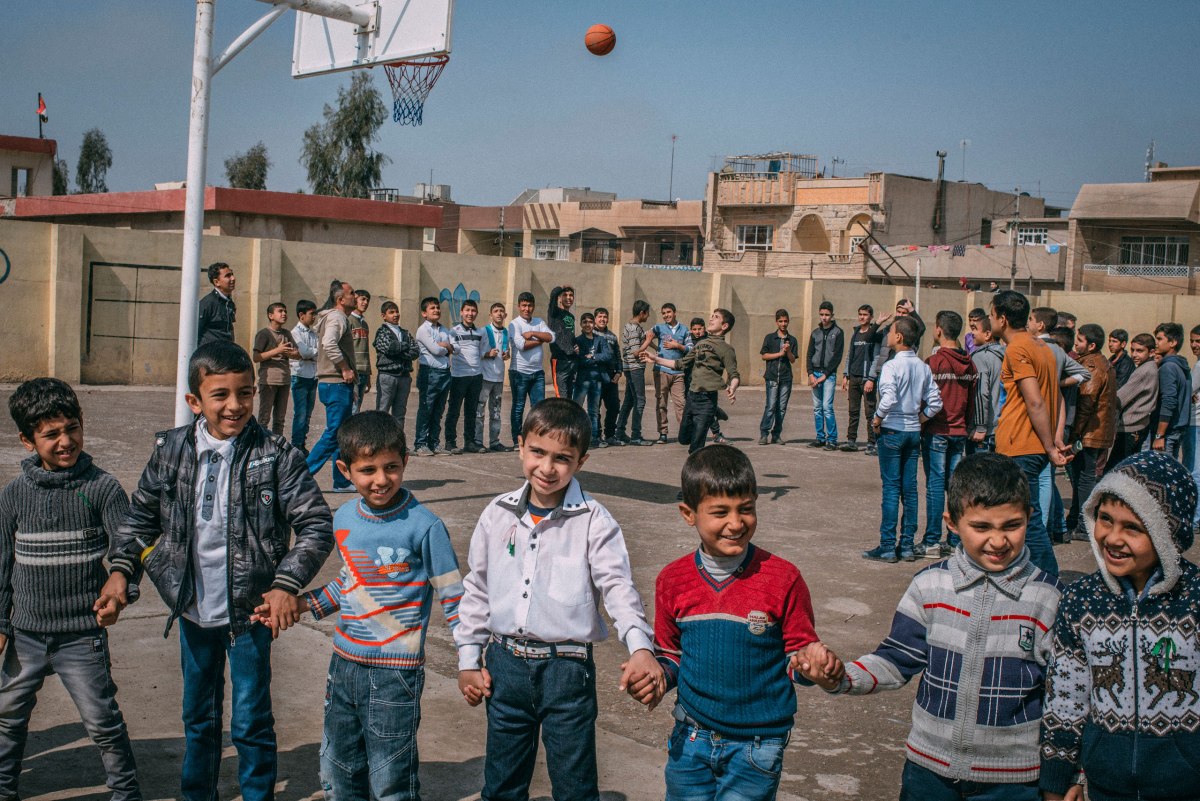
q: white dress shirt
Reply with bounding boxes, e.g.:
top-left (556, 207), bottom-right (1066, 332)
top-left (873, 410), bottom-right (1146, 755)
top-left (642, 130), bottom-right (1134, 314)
top-left (507, 316), bottom-right (554, 375)
top-left (186, 419), bottom-right (234, 627)
top-left (289, 321), bottom-right (318, 380)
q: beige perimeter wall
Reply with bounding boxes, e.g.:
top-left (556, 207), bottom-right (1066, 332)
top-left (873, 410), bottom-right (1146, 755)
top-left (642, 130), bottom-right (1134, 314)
top-left (1, 218), bottom-right (1196, 387)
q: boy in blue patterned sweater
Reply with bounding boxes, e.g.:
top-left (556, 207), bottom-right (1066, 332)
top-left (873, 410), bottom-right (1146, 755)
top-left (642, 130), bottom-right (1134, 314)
top-left (802, 453), bottom-right (1064, 800)
top-left (1040, 451), bottom-right (1200, 801)
top-left (260, 411), bottom-right (463, 800)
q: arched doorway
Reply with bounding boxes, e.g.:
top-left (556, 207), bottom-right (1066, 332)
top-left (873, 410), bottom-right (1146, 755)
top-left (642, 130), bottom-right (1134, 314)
top-left (845, 214), bottom-right (872, 254)
top-left (793, 214), bottom-right (829, 252)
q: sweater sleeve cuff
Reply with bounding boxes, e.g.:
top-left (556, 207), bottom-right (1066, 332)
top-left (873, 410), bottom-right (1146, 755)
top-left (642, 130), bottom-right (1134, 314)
top-left (304, 590), bottom-right (336, 621)
top-left (457, 643), bottom-right (484, 671)
top-left (1039, 759), bottom-right (1079, 795)
top-left (623, 628), bottom-right (655, 657)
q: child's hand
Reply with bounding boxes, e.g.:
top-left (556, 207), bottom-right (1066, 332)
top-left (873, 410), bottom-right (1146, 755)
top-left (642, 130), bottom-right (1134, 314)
top-left (0, 634), bottom-right (7, 655)
top-left (619, 649), bottom-right (666, 711)
top-left (254, 590), bottom-right (306, 639)
top-left (1043, 787), bottom-right (1085, 801)
top-left (458, 668), bottom-right (492, 706)
top-left (94, 573), bottom-right (130, 628)
top-left (791, 641), bottom-right (844, 691)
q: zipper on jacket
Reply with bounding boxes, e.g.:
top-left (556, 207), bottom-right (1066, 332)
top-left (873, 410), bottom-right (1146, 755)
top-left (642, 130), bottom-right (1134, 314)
top-left (1131, 600), bottom-right (1140, 780)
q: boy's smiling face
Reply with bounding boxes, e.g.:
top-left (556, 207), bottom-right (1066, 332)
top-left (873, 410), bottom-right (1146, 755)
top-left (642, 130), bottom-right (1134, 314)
top-left (187, 370), bottom-right (255, 440)
top-left (1094, 497), bottom-right (1159, 591)
top-left (518, 430), bottom-right (587, 508)
top-left (337, 447), bottom-right (407, 510)
top-left (21, 414), bottom-right (84, 471)
top-left (946, 501), bottom-right (1028, 571)
top-left (681, 492), bottom-right (758, 559)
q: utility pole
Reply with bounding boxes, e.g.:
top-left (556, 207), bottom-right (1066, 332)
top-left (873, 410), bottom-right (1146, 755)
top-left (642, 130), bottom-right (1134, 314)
top-left (668, 134), bottom-right (677, 201)
top-left (1145, 139), bottom-right (1155, 182)
top-left (831, 156), bottom-right (844, 178)
top-left (1009, 187), bottom-right (1020, 290)
top-left (960, 139), bottom-right (970, 181)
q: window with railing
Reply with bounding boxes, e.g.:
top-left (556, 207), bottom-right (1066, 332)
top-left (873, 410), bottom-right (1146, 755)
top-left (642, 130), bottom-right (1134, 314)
top-left (735, 225), bottom-right (773, 252)
top-left (1120, 235), bottom-right (1190, 266)
top-left (1016, 226), bottom-right (1048, 246)
top-left (534, 238), bottom-right (569, 260)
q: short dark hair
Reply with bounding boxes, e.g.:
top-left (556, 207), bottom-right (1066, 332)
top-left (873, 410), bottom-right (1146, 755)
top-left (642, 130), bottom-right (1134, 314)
top-left (991, 290), bottom-right (1030, 329)
top-left (207, 262), bottom-right (231, 285)
top-left (690, 317), bottom-right (705, 327)
top-left (1132, 332), bottom-right (1156, 351)
top-left (968, 307), bottom-right (991, 333)
top-left (337, 410), bottom-right (407, 464)
top-left (1192, 324), bottom-right (1200, 338)
top-left (188, 341), bottom-right (254, 395)
top-left (662, 302), bottom-right (677, 313)
top-left (947, 452), bottom-right (1030, 521)
top-left (520, 398), bottom-right (591, 455)
top-left (1078, 323), bottom-right (1105, 350)
top-left (818, 301), bottom-right (834, 313)
top-left (935, 310), bottom-right (963, 340)
top-left (517, 291), bottom-right (536, 306)
top-left (714, 308), bottom-right (735, 331)
top-left (266, 302), bottom-right (286, 315)
top-left (858, 304), bottom-right (874, 317)
top-left (893, 315), bottom-right (920, 347)
top-left (632, 299), bottom-right (651, 317)
top-left (1056, 312), bottom-right (1076, 328)
top-left (594, 306), bottom-right (609, 316)
top-left (775, 308), bottom-right (790, 320)
top-left (490, 302), bottom-right (506, 312)
top-left (354, 289), bottom-right (371, 300)
top-left (680, 444), bottom-right (757, 509)
top-left (460, 298), bottom-right (477, 311)
top-left (580, 312), bottom-right (595, 324)
top-left (968, 307), bottom-right (986, 321)
top-left (1048, 326), bottom-right (1073, 352)
top-left (1110, 328), bottom-right (1129, 344)
top-left (1031, 307), bottom-right (1058, 331)
top-left (380, 300), bottom-right (399, 314)
top-left (296, 299), bottom-right (317, 316)
top-left (322, 279), bottom-right (346, 310)
top-left (9, 377), bottom-right (82, 439)
top-left (1155, 322), bottom-right (1184, 349)
top-left (420, 296), bottom-right (440, 313)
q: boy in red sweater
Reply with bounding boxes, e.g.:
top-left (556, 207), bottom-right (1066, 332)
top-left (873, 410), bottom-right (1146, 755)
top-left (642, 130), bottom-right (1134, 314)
top-left (916, 311), bottom-right (978, 557)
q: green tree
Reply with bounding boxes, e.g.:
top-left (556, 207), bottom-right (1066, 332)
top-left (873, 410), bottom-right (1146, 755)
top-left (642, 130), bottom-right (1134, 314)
top-left (52, 158), bottom-right (70, 195)
top-left (224, 141), bottom-right (271, 190)
top-left (75, 128), bottom-right (112, 194)
top-left (300, 72), bottom-right (390, 198)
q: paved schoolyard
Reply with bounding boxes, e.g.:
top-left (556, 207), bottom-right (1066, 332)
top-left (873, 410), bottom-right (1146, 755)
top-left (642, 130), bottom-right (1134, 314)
top-left (0, 382), bottom-right (1124, 801)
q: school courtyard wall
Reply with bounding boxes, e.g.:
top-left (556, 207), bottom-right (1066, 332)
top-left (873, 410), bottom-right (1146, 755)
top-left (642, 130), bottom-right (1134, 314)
top-left (0, 218), bottom-right (1193, 387)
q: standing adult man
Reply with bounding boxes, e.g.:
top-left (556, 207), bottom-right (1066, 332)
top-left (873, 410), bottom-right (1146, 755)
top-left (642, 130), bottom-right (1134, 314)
top-left (758, 309), bottom-right (797, 445)
top-left (349, 289), bottom-right (372, 412)
top-left (306, 280), bottom-right (357, 492)
top-left (547, 285), bottom-right (578, 400)
top-left (196, 262), bottom-right (236, 348)
top-left (841, 304), bottom-right (879, 453)
top-left (507, 292), bottom-right (554, 444)
top-left (806, 301), bottom-right (844, 450)
top-left (650, 302), bottom-right (692, 443)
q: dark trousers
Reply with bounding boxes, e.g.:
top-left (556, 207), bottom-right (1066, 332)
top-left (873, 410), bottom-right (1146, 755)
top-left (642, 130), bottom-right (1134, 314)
top-left (550, 358), bottom-right (577, 401)
top-left (599, 380), bottom-right (620, 439)
top-left (900, 760), bottom-right (1038, 801)
top-left (1010, 453), bottom-right (1060, 575)
top-left (617, 368), bottom-right (647, 440)
top-left (1067, 446), bottom-right (1103, 532)
top-left (414, 365), bottom-right (451, 450)
top-left (846, 376), bottom-right (877, 445)
top-left (681, 390), bottom-right (719, 453)
top-left (1107, 429), bottom-right (1147, 473)
top-left (482, 643), bottom-right (598, 801)
top-left (445, 374), bottom-right (483, 448)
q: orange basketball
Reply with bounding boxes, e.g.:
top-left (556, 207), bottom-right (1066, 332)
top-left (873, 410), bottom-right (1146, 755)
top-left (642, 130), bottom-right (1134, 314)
top-left (585, 24), bottom-right (616, 56)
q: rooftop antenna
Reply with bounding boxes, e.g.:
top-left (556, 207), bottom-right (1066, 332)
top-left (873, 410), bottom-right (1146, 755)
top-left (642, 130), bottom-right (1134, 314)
top-left (668, 134), bottom-right (677, 201)
top-left (959, 139), bottom-right (970, 181)
top-left (831, 156), bottom-right (844, 178)
top-left (1145, 139), bottom-right (1155, 182)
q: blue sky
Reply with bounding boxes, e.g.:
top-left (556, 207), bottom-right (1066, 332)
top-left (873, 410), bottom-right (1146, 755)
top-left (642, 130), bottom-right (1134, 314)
top-left (3, 1), bottom-right (1198, 207)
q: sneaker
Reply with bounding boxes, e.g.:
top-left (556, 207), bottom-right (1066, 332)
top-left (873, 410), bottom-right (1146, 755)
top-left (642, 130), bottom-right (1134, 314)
top-left (939, 543), bottom-right (955, 557)
top-left (712, 435), bottom-right (729, 444)
top-left (899, 549), bottom-right (917, 562)
top-left (807, 440), bottom-right (826, 448)
top-left (330, 485), bottom-right (356, 493)
top-left (464, 443), bottom-right (486, 454)
top-left (489, 443), bottom-right (511, 452)
top-left (862, 546), bottom-right (899, 564)
top-left (449, 446), bottom-right (465, 455)
top-left (770, 435), bottom-right (783, 445)
top-left (758, 435), bottom-right (769, 446)
top-left (596, 439), bottom-right (609, 448)
top-left (912, 543), bottom-right (943, 559)
top-left (839, 441), bottom-right (859, 452)
top-left (629, 438), bottom-right (654, 446)
top-left (607, 436), bottom-right (627, 447)
top-left (411, 447), bottom-right (434, 457)
top-left (431, 447), bottom-right (449, 457)
top-left (658, 434), bottom-right (669, 444)
top-left (824, 442), bottom-right (838, 451)
top-left (865, 444), bottom-right (877, 456)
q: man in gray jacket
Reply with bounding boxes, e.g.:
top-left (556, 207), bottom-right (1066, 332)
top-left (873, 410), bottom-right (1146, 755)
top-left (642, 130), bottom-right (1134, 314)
top-left (967, 308), bottom-right (1004, 454)
top-left (305, 281), bottom-right (357, 491)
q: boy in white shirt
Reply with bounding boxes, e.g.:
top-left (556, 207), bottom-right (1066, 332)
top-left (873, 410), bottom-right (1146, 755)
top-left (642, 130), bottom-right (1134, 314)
top-left (288, 299), bottom-right (319, 453)
top-left (477, 302), bottom-right (511, 452)
top-left (446, 299), bottom-right (485, 454)
top-left (413, 296), bottom-right (454, 456)
top-left (506, 292), bottom-right (554, 447)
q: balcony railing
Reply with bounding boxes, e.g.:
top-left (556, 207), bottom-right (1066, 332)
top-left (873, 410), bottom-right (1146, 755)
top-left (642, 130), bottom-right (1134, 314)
top-left (1082, 263), bottom-right (1191, 277)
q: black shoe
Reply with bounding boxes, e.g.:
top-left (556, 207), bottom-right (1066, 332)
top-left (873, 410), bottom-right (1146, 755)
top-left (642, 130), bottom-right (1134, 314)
top-left (865, 444), bottom-right (877, 456)
top-left (899, 549), bottom-right (917, 562)
top-left (807, 440), bottom-right (826, 448)
top-left (658, 434), bottom-right (669, 444)
top-left (770, 435), bottom-right (783, 445)
top-left (824, 442), bottom-right (839, 452)
top-left (607, 436), bottom-right (627, 447)
top-left (862, 546), bottom-right (899, 564)
top-left (489, 443), bottom-right (512, 452)
top-left (839, 441), bottom-right (859, 452)
top-left (464, 443), bottom-right (486, 454)
top-left (715, 407), bottom-right (729, 422)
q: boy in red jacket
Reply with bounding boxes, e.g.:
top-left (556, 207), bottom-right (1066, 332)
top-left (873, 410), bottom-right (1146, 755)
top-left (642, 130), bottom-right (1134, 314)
top-left (915, 311), bottom-right (978, 557)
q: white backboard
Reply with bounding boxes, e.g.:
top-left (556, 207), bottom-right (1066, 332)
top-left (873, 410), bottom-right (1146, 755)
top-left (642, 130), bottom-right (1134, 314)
top-left (292, 0), bottom-right (453, 78)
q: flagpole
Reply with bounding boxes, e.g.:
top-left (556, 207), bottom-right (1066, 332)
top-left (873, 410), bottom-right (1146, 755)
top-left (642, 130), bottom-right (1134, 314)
top-left (37, 93), bottom-right (44, 139)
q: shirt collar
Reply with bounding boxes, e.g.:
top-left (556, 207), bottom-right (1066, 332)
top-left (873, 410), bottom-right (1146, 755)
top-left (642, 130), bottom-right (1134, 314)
top-left (497, 477), bottom-right (589, 519)
top-left (949, 545), bottom-right (1033, 598)
top-left (1118, 567), bottom-right (1164, 601)
top-left (194, 418), bottom-right (237, 459)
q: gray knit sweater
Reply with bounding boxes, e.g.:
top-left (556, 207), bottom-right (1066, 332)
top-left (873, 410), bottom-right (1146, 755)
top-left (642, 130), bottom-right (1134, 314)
top-left (0, 453), bottom-right (129, 634)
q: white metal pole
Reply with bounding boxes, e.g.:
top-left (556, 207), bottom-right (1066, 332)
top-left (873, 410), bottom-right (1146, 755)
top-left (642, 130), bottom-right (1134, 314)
top-left (174, 0), bottom-right (216, 426)
top-left (915, 257), bottom-right (922, 312)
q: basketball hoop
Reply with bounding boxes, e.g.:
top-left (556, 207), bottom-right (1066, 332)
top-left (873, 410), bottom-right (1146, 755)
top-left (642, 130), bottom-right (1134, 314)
top-left (384, 54), bottom-right (449, 126)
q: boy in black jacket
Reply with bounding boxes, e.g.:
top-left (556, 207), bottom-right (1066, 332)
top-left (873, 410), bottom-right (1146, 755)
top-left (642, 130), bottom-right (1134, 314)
top-left (373, 300), bottom-right (420, 431)
top-left (103, 342), bottom-right (333, 801)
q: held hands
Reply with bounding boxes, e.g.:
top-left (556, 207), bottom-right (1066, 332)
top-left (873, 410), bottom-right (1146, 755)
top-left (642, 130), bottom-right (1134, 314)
top-left (458, 668), bottom-right (492, 706)
top-left (94, 572), bottom-right (130, 627)
top-left (250, 590), bottom-right (306, 639)
top-left (970, 430), bottom-right (986, 443)
top-left (1043, 786), bottom-right (1085, 801)
top-left (790, 641), bottom-right (845, 691)
top-left (620, 649), bottom-right (666, 711)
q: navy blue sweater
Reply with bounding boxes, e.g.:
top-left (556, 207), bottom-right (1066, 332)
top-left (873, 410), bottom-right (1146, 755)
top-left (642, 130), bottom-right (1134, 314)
top-left (1154, 354), bottom-right (1191, 432)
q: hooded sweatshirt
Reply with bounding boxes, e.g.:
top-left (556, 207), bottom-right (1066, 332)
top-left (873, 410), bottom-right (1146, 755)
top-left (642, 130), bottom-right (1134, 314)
top-left (970, 341), bottom-right (1005, 437)
top-left (1040, 451), bottom-right (1200, 801)
top-left (547, 286), bottom-right (577, 362)
top-left (923, 346), bottom-right (977, 437)
top-left (1153, 353), bottom-right (1191, 433)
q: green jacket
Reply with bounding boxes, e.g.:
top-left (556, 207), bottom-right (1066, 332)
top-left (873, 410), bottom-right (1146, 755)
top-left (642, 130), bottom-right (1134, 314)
top-left (674, 333), bottom-right (739, 393)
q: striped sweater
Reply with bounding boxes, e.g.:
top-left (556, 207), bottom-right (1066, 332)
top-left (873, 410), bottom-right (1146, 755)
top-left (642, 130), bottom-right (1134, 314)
top-left (0, 453), bottom-right (129, 634)
top-left (304, 489), bottom-right (463, 668)
top-left (833, 547), bottom-right (1063, 782)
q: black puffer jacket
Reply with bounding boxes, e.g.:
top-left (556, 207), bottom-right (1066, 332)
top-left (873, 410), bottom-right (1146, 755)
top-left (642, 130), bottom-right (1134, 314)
top-left (110, 418), bottom-right (334, 637)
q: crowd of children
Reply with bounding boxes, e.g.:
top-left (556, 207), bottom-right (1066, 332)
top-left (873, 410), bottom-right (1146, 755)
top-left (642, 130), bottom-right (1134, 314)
top-left (3, 269), bottom-right (1200, 801)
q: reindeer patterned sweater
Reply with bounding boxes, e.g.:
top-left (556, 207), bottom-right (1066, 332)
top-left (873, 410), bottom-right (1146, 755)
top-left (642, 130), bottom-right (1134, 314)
top-left (1040, 559), bottom-right (1200, 800)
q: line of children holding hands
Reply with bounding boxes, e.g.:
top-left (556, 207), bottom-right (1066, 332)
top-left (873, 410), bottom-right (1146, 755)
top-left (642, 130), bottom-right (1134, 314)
top-left (3, 336), bottom-right (1198, 801)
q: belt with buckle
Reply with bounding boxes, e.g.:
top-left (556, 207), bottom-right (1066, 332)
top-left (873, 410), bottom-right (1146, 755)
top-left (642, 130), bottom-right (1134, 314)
top-left (492, 634), bottom-right (591, 661)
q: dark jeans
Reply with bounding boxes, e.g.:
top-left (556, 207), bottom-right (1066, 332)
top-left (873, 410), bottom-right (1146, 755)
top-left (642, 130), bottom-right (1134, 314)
top-left (550, 357), bottom-right (577, 401)
top-left (179, 619), bottom-right (275, 801)
top-left (0, 629), bottom-right (139, 801)
top-left (482, 642), bottom-right (598, 801)
top-left (1107, 429), bottom-right (1147, 473)
top-left (414, 365), bottom-right (451, 450)
top-left (574, 375), bottom-right (604, 438)
top-left (307, 381), bottom-right (353, 490)
top-left (1009, 453), bottom-right (1060, 575)
top-left (445, 374), bottom-right (483, 448)
top-left (509, 370), bottom-right (545, 444)
top-left (617, 368), bottom-right (648, 440)
top-left (320, 655), bottom-right (423, 801)
top-left (290, 375), bottom-right (318, 450)
top-left (759, 378), bottom-right (793, 438)
top-left (681, 390), bottom-right (719, 453)
top-left (899, 760), bottom-right (1038, 801)
top-left (845, 376), bottom-right (877, 444)
top-left (353, 372), bottom-right (371, 414)
top-left (376, 371), bottom-right (412, 432)
top-left (922, 434), bottom-right (966, 547)
top-left (599, 380), bottom-right (620, 439)
top-left (664, 719), bottom-right (786, 801)
top-left (877, 428), bottom-right (921, 552)
top-left (1067, 445), bottom-right (1103, 532)
top-left (1143, 427), bottom-right (1185, 459)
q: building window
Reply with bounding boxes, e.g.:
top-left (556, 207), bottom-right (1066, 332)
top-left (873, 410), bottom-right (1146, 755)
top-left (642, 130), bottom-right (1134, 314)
top-left (511, 241), bottom-right (523, 258)
top-left (735, 225), bottom-right (773, 252)
top-left (979, 219), bottom-right (992, 246)
top-left (1120, 235), bottom-right (1190, 266)
top-left (1016, 226), bottom-right (1048, 246)
top-left (534, 238), bottom-right (569, 260)
top-left (849, 235), bottom-right (866, 254)
top-left (9, 167), bottom-right (31, 198)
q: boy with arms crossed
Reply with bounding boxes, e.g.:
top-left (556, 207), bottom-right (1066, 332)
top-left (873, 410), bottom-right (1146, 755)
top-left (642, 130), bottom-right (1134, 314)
top-left (477, 302), bottom-right (511, 452)
top-left (252, 302), bottom-right (298, 437)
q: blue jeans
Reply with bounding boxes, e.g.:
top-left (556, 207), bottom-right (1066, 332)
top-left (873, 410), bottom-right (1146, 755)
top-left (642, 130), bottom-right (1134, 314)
top-left (922, 434), bottom-right (966, 547)
top-left (1037, 464), bottom-right (1068, 535)
top-left (307, 382), bottom-right (353, 489)
top-left (509, 370), bottom-right (545, 445)
top-left (574, 375), bottom-right (604, 438)
top-left (664, 719), bottom-right (787, 801)
top-left (877, 428), bottom-right (921, 552)
top-left (482, 642), bottom-right (598, 801)
top-left (617, 368), bottom-right (648, 440)
top-left (1010, 453), bottom-right (1059, 575)
top-left (320, 655), bottom-right (423, 801)
top-left (290, 375), bottom-right (318, 450)
top-left (759, 378), bottom-right (793, 438)
top-left (414, 365), bottom-right (451, 450)
top-left (899, 760), bottom-right (1038, 801)
top-left (1190, 426), bottom-right (1200, 525)
top-left (0, 629), bottom-right (139, 801)
top-left (812, 374), bottom-right (837, 444)
top-left (179, 619), bottom-right (275, 801)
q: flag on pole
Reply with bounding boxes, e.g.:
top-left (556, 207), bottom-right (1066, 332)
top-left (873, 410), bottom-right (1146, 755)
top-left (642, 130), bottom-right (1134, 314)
top-left (37, 94), bottom-right (48, 123)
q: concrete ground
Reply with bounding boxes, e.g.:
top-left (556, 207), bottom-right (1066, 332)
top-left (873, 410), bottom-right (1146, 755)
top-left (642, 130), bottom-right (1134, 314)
top-left (0, 382), bottom-right (1135, 801)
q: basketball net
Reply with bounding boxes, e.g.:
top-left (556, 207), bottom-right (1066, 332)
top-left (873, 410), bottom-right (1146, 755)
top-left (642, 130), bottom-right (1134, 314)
top-left (384, 54), bottom-right (449, 126)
